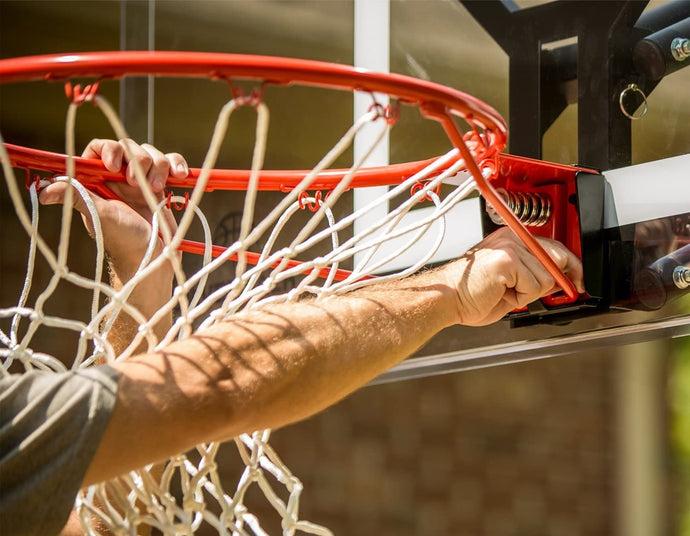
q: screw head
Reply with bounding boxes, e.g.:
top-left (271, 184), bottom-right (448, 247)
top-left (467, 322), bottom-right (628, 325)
top-left (671, 37), bottom-right (690, 62)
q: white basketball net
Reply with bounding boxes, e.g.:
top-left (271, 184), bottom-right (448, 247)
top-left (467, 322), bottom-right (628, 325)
top-left (0, 83), bottom-right (481, 535)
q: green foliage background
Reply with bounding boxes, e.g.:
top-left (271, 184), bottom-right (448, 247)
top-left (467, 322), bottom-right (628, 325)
top-left (670, 308), bottom-right (690, 536)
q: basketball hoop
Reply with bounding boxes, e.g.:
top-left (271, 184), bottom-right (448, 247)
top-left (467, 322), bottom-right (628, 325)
top-left (1, 51), bottom-right (576, 297)
top-left (0, 51), bottom-right (576, 535)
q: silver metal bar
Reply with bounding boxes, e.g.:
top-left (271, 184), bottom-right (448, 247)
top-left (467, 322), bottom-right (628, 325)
top-left (371, 313), bottom-right (690, 385)
top-left (119, 0), bottom-right (155, 144)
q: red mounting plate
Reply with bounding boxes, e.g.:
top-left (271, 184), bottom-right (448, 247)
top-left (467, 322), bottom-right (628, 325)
top-left (493, 153), bottom-right (598, 308)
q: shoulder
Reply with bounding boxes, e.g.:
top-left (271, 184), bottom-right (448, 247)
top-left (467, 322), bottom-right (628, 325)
top-left (0, 366), bottom-right (120, 535)
top-left (1, 365), bottom-right (119, 414)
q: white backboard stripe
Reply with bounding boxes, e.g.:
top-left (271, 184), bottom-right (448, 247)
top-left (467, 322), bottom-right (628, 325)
top-left (604, 153), bottom-right (690, 229)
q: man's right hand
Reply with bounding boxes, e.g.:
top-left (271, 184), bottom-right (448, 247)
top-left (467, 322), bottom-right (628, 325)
top-left (441, 226), bottom-right (585, 326)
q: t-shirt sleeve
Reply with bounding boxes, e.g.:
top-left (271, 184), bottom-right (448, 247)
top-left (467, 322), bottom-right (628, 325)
top-left (0, 365), bottom-right (119, 536)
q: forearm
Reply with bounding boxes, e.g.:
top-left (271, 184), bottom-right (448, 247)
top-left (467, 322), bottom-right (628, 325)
top-left (105, 255), bottom-right (174, 356)
top-left (83, 228), bottom-right (585, 487)
top-left (84, 268), bottom-right (459, 486)
top-left (207, 275), bottom-right (457, 433)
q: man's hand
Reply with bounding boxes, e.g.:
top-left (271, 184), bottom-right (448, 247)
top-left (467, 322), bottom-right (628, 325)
top-left (443, 226), bottom-right (585, 326)
top-left (38, 139), bottom-right (188, 283)
top-left (38, 139), bottom-right (189, 351)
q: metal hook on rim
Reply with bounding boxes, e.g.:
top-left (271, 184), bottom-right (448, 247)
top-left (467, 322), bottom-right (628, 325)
top-left (619, 83), bottom-right (648, 120)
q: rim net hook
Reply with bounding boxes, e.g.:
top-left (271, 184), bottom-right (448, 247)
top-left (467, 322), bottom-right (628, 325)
top-left (226, 79), bottom-right (266, 107)
top-left (64, 80), bottom-right (102, 105)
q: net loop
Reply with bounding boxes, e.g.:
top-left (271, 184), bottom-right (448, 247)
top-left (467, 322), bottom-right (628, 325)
top-left (165, 190), bottom-right (190, 211)
top-left (410, 180), bottom-right (442, 203)
top-left (64, 81), bottom-right (101, 105)
top-left (23, 173), bottom-right (55, 195)
top-left (297, 190), bottom-right (331, 212)
top-left (226, 80), bottom-right (266, 108)
top-left (464, 115), bottom-right (487, 149)
top-left (479, 152), bottom-right (499, 180)
top-left (459, 128), bottom-right (493, 163)
top-left (367, 100), bottom-right (400, 125)
top-left (23, 170), bottom-right (41, 190)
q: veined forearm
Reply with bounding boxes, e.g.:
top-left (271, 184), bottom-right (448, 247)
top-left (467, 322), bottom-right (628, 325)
top-left (86, 269), bottom-right (457, 486)
top-left (82, 222), bottom-right (584, 488)
top-left (208, 277), bottom-right (457, 432)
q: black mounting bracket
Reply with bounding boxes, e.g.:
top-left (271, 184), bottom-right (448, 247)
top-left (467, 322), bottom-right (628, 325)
top-left (459, 0), bottom-right (690, 170)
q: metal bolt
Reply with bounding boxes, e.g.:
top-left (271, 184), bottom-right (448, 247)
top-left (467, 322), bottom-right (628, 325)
top-left (672, 266), bottom-right (690, 289)
top-left (670, 37), bottom-right (690, 61)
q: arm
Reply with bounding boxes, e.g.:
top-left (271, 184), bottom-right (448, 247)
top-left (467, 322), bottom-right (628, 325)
top-left (39, 139), bottom-right (189, 352)
top-left (40, 140), bottom-right (187, 536)
top-left (83, 227), bottom-right (584, 486)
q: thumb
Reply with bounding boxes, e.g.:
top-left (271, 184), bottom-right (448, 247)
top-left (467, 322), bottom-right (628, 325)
top-left (39, 181), bottom-right (103, 235)
top-left (39, 180), bottom-right (88, 210)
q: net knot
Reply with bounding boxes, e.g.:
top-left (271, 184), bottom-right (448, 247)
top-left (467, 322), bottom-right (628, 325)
top-left (182, 495), bottom-right (207, 513)
top-left (53, 264), bottom-right (69, 279)
top-left (64, 81), bottom-right (101, 105)
top-left (8, 345), bottom-right (33, 364)
top-left (137, 323), bottom-right (156, 340)
top-left (281, 517), bottom-right (298, 534)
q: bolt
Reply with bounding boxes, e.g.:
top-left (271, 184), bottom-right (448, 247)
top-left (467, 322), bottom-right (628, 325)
top-left (671, 37), bottom-right (690, 61)
top-left (672, 266), bottom-right (690, 289)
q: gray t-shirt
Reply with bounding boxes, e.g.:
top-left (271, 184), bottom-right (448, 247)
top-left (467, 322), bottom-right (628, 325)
top-left (0, 366), bottom-right (118, 536)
